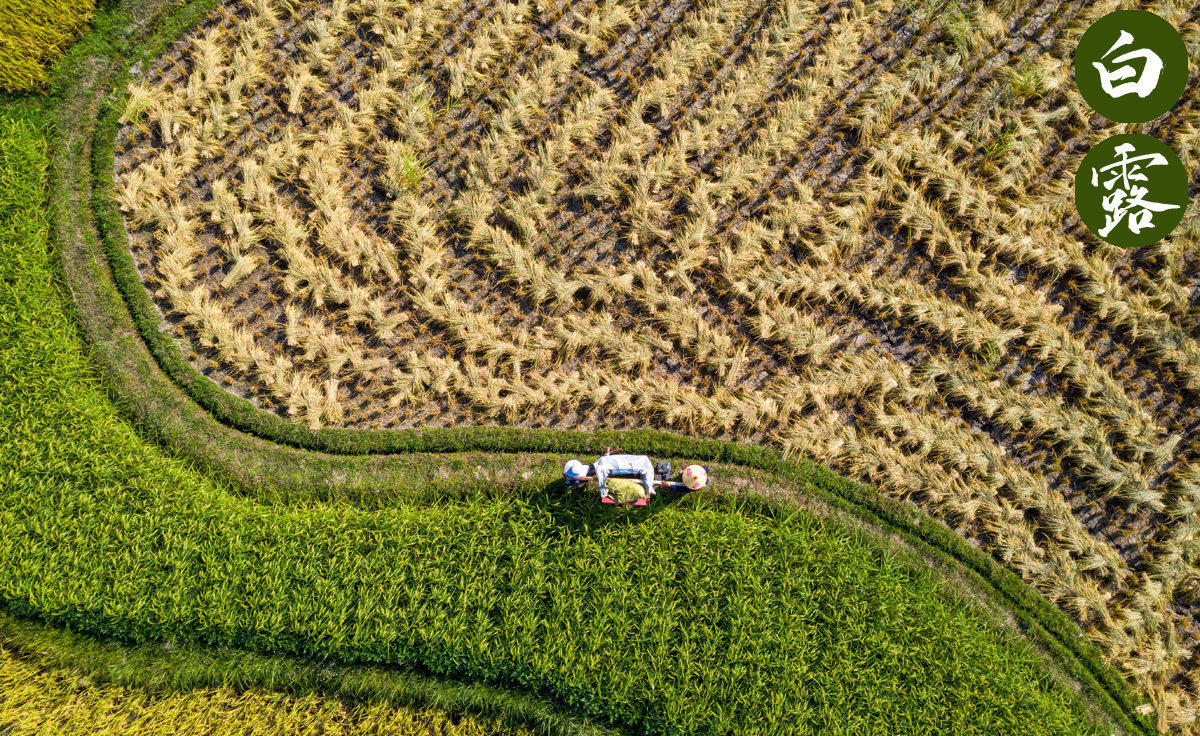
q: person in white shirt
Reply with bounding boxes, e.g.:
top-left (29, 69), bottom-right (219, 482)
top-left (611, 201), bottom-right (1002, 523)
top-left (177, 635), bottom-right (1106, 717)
top-left (563, 455), bottom-right (657, 502)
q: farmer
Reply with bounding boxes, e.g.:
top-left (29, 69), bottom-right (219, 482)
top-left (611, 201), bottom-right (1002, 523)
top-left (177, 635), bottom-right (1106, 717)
top-left (563, 454), bottom-right (656, 504)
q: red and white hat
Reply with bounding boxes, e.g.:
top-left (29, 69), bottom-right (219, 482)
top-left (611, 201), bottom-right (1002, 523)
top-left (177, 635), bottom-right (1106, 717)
top-left (682, 465), bottom-right (708, 490)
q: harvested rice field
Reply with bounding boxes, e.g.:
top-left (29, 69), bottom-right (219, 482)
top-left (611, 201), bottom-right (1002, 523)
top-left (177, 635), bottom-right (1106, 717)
top-left (106, 0), bottom-right (1200, 730)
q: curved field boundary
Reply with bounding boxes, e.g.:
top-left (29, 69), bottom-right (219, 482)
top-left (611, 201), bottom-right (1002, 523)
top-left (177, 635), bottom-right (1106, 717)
top-left (0, 609), bottom-right (613, 736)
top-left (48, 0), bottom-right (1155, 734)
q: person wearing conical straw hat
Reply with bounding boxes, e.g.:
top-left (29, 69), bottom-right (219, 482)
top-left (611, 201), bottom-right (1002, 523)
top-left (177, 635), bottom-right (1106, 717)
top-left (563, 453), bottom-right (656, 505)
top-left (562, 455), bottom-right (710, 504)
top-left (681, 464), bottom-right (708, 491)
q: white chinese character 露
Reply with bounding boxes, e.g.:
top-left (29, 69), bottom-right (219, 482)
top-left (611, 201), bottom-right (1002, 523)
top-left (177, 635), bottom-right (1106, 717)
top-left (1092, 142), bottom-right (1180, 237)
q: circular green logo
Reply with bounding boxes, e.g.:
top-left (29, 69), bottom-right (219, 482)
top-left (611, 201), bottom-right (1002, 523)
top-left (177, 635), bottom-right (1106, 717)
top-left (1074, 10), bottom-right (1187, 123)
top-left (1075, 134), bottom-right (1188, 248)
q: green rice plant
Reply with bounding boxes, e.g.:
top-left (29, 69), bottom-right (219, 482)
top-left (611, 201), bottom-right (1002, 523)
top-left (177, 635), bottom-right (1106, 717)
top-left (380, 140), bottom-right (427, 197)
top-left (1, 470), bottom-right (1120, 736)
top-left (0, 0), bottom-right (94, 92)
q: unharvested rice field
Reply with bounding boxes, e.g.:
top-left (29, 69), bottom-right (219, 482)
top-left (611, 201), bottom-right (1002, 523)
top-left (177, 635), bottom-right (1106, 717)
top-left (109, 0), bottom-right (1200, 730)
top-left (0, 0), bottom-right (95, 92)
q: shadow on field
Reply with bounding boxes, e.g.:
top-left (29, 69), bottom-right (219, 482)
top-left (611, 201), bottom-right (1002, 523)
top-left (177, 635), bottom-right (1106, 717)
top-left (524, 480), bottom-right (694, 536)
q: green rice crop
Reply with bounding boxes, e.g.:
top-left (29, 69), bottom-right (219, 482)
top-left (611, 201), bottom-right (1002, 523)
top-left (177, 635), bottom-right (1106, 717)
top-left (0, 99), bottom-right (1105, 735)
top-left (0, 0), bottom-right (95, 92)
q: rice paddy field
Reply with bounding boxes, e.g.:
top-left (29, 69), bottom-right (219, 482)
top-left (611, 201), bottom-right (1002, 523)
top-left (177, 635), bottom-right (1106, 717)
top-left (0, 92), bottom-right (1125, 736)
top-left (4, 0), bottom-right (1200, 731)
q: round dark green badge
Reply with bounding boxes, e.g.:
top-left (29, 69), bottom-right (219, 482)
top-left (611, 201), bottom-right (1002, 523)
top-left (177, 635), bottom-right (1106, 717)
top-left (1074, 10), bottom-right (1187, 123)
top-left (1075, 134), bottom-right (1188, 248)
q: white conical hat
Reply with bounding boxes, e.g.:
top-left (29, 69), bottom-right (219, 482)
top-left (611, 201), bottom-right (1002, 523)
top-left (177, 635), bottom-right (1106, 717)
top-left (564, 459), bottom-right (588, 478)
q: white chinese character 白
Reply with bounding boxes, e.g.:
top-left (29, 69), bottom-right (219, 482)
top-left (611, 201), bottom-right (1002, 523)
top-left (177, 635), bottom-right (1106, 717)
top-left (1091, 30), bottom-right (1164, 99)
